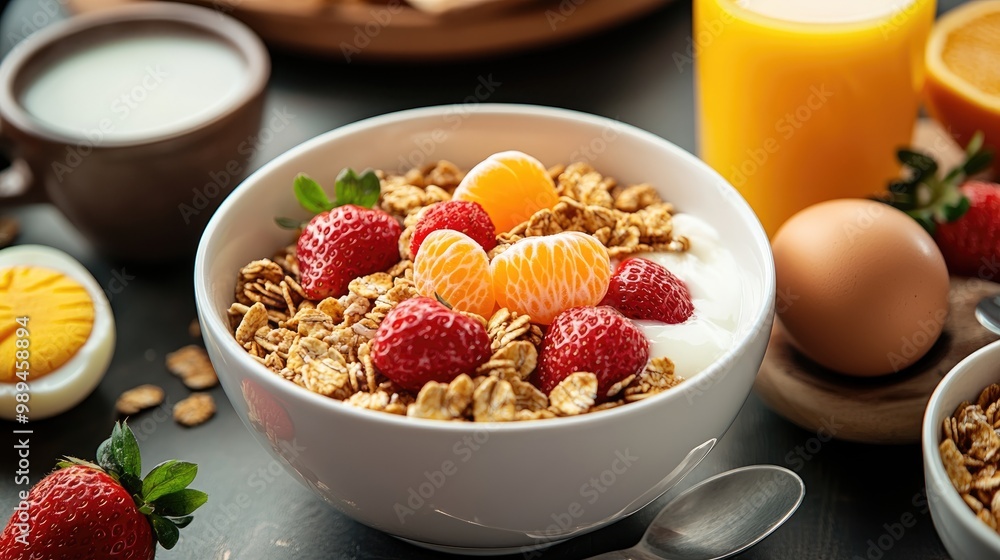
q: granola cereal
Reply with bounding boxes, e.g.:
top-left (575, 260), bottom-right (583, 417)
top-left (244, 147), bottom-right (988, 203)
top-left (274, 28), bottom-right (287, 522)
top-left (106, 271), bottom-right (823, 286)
top-left (116, 384), bottom-right (165, 416)
top-left (940, 381), bottom-right (1000, 534)
top-left (173, 393), bottom-right (216, 427)
top-left (223, 159), bottom-right (734, 423)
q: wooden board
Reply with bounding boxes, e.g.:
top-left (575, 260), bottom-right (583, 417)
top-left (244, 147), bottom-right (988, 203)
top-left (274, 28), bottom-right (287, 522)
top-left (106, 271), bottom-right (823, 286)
top-left (66, 0), bottom-right (675, 60)
top-left (755, 277), bottom-right (1000, 445)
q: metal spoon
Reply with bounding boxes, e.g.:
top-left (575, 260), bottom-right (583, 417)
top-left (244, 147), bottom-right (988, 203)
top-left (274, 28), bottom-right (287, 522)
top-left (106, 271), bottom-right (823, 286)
top-left (587, 465), bottom-right (805, 560)
top-left (976, 295), bottom-right (1000, 336)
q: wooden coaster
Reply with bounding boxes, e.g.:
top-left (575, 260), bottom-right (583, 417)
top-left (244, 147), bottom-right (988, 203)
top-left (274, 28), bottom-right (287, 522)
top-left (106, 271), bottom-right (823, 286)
top-left (755, 277), bottom-right (1000, 444)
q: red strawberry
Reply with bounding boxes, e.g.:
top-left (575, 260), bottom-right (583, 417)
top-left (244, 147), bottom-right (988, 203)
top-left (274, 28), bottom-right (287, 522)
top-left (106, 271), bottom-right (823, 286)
top-left (536, 306), bottom-right (650, 397)
top-left (934, 181), bottom-right (1000, 277)
top-left (0, 466), bottom-right (154, 560)
top-left (242, 378), bottom-right (294, 443)
top-left (297, 204), bottom-right (402, 299)
top-left (600, 257), bottom-right (694, 324)
top-left (410, 200), bottom-right (497, 257)
top-left (371, 296), bottom-right (491, 391)
top-left (883, 133), bottom-right (997, 277)
top-left (0, 422), bottom-right (206, 560)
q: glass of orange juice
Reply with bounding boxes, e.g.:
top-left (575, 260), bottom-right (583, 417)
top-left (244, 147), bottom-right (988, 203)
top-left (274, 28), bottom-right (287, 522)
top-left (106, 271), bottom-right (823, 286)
top-left (694, 0), bottom-right (936, 236)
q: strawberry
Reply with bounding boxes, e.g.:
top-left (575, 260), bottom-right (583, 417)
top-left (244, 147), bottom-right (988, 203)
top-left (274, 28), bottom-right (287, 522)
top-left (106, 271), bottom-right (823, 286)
top-left (277, 169), bottom-right (402, 299)
top-left (934, 181), bottom-right (1000, 276)
top-left (882, 132), bottom-right (997, 277)
top-left (243, 378), bottom-right (294, 443)
top-left (536, 306), bottom-right (650, 398)
top-left (371, 296), bottom-right (491, 392)
top-left (297, 205), bottom-right (401, 299)
top-left (0, 422), bottom-right (206, 560)
top-left (409, 200), bottom-right (496, 257)
top-left (600, 257), bottom-right (694, 324)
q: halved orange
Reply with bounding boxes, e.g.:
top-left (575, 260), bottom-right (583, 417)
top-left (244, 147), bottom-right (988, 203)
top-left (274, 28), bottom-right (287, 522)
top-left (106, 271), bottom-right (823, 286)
top-left (925, 0), bottom-right (1000, 174)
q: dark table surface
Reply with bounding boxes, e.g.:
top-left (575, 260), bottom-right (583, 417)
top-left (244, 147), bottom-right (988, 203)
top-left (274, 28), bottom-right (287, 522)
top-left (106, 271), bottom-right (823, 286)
top-left (0, 1), bottom-right (971, 558)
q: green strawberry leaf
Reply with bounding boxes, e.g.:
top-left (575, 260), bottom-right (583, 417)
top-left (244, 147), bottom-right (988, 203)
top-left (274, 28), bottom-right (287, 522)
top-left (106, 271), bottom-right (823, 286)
top-left (885, 132), bottom-right (994, 228)
top-left (897, 149), bottom-right (938, 180)
top-left (170, 515), bottom-right (195, 529)
top-left (967, 131), bottom-right (985, 157)
top-left (142, 460), bottom-right (198, 503)
top-left (150, 514), bottom-right (180, 550)
top-left (294, 174), bottom-right (334, 214)
top-left (110, 421), bottom-right (141, 481)
top-left (333, 168), bottom-right (380, 209)
top-left (153, 489), bottom-right (209, 517)
top-left (942, 196), bottom-right (971, 223)
top-left (96, 437), bottom-right (115, 472)
top-left (274, 217), bottom-right (305, 230)
top-left (964, 150), bottom-right (993, 177)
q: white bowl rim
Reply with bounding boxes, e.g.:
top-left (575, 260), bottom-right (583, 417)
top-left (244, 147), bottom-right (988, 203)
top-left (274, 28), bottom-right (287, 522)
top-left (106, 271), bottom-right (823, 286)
top-left (923, 338), bottom-right (1000, 546)
top-left (194, 103), bottom-right (776, 434)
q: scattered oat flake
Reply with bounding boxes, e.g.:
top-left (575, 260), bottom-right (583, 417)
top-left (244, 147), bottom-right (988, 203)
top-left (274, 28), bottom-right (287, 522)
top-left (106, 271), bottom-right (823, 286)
top-left (116, 384), bottom-right (165, 416)
top-left (166, 345), bottom-right (218, 389)
top-left (174, 393), bottom-right (216, 427)
top-left (188, 319), bottom-right (202, 338)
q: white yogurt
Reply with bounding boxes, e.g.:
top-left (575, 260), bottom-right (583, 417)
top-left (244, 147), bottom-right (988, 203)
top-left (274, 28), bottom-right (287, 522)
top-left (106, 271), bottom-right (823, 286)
top-left (634, 214), bottom-right (743, 378)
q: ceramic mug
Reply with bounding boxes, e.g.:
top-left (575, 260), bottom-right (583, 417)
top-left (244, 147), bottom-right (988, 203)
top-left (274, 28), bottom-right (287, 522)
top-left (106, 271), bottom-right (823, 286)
top-left (0, 3), bottom-right (269, 260)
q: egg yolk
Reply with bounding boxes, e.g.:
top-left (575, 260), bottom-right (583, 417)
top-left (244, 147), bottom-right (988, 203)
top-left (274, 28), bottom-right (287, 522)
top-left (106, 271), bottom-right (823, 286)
top-left (0, 266), bottom-right (95, 382)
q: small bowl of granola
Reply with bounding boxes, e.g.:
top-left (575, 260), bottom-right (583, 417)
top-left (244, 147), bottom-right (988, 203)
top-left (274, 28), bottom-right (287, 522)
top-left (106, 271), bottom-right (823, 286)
top-left (194, 104), bottom-right (775, 553)
top-left (924, 339), bottom-right (1000, 558)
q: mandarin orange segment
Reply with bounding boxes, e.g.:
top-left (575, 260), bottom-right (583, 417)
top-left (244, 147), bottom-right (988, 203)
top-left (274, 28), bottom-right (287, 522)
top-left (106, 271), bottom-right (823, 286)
top-left (490, 232), bottom-right (611, 325)
top-left (452, 150), bottom-right (559, 233)
top-left (413, 230), bottom-right (495, 318)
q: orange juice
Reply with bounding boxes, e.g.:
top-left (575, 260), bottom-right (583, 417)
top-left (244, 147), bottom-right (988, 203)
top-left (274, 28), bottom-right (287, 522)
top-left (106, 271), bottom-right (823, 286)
top-left (695, 0), bottom-right (935, 236)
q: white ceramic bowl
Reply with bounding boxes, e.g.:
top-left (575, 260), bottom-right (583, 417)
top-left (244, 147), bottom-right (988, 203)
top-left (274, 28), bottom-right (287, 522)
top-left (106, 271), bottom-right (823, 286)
top-left (924, 339), bottom-right (1000, 559)
top-left (194, 104), bottom-right (775, 554)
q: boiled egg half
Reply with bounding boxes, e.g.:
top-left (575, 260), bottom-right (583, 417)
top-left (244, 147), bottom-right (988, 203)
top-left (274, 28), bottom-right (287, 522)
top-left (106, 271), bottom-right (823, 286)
top-left (0, 245), bottom-right (115, 419)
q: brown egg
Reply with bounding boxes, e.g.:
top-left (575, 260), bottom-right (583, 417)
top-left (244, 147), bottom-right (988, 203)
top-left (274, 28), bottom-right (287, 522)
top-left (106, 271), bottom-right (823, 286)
top-left (772, 199), bottom-right (950, 376)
